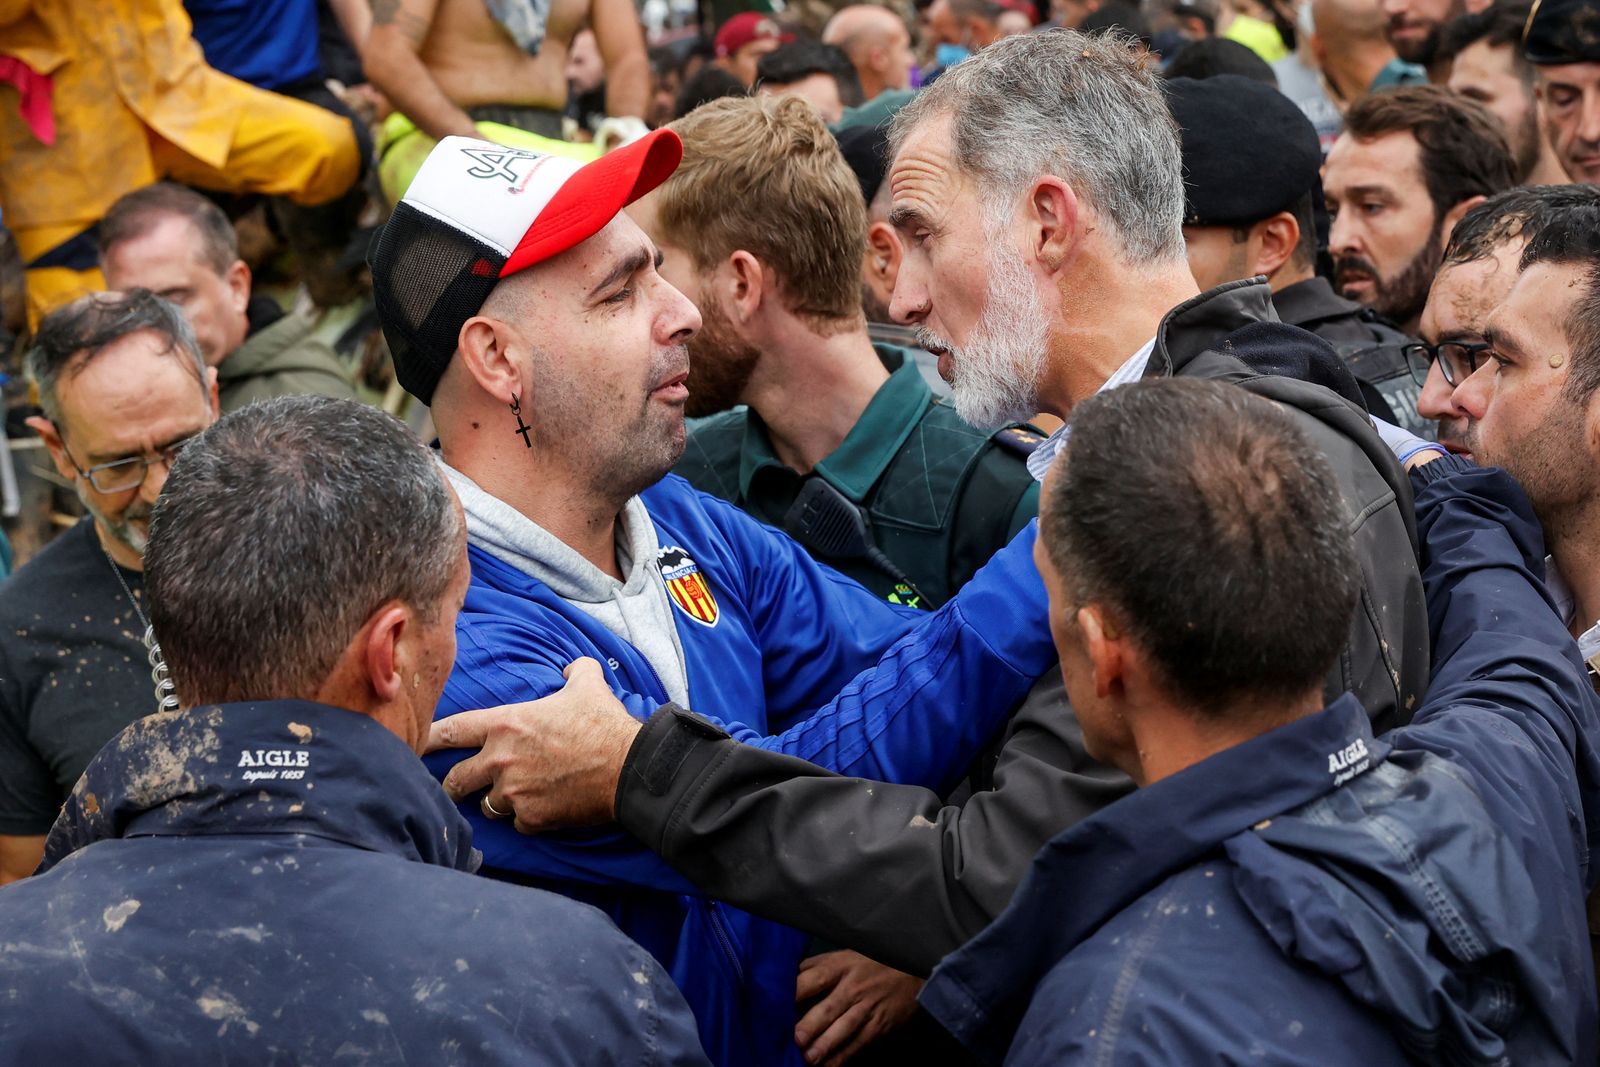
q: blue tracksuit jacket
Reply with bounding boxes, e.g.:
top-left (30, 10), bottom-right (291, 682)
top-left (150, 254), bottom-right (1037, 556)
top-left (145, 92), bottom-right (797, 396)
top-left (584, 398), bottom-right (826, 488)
top-left (920, 459), bottom-right (1600, 1065)
top-left (427, 474), bottom-right (1054, 1066)
top-left (0, 699), bottom-right (710, 1066)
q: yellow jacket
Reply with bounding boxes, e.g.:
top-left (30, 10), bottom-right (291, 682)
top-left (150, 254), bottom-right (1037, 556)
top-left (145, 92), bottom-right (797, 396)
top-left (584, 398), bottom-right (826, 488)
top-left (0, 0), bottom-right (238, 229)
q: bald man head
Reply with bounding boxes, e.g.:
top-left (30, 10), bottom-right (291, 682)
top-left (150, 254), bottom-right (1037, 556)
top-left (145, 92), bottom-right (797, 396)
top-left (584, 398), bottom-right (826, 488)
top-left (1311, 0), bottom-right (1403, 103)
top-left (823, 5), bottom-right (916, 100)
top-left (1312, 0), bottom-right (1388, 47)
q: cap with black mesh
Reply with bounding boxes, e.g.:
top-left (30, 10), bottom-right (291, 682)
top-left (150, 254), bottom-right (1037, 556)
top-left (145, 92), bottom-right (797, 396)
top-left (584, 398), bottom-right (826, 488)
top-left (367, 131), bottom-right (685, 406)
top-left (370, 204), bottom-right (504, 405)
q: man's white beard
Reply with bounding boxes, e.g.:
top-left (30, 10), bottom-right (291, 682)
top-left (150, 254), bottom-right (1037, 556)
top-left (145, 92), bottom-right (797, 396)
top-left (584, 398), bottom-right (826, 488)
top-left (919, 240), bottom-right (1049, 430)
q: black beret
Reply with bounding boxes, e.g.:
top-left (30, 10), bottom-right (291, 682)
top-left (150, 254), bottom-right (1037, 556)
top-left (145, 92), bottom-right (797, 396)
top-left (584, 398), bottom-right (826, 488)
top-left (1165, 75), bottom-right (1322, 228)
top-left (1523, 0), bottom-right (1600, 64)
top-left (834, 123), bottom-right (891, 206)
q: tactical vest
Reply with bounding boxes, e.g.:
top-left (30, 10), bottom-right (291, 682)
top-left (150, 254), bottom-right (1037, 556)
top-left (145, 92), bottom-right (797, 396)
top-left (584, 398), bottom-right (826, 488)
top-left (675, 401), bottom-right (1039, 609)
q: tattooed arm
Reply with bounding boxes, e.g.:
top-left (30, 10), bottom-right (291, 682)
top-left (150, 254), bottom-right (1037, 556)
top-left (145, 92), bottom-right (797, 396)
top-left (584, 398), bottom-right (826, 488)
top-left (363, 0), bottom-right (480, 140)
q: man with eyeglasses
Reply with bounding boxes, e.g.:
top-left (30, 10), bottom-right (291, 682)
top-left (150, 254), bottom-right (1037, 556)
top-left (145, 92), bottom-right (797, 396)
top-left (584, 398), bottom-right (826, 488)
top-left (0, 289), bottom-right (219, 884)
top-left (1410, 186), bottom-right (1600, 457)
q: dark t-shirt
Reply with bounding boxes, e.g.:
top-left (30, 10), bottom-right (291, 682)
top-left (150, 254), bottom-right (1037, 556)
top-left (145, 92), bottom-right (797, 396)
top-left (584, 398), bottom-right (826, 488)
top-left (0, 519), bottom-right (154, 835)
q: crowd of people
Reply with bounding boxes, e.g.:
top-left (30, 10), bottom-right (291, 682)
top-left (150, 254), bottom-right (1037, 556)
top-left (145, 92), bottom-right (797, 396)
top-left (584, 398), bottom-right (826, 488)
top-left (2, 0), bottom-right (1600, 1063)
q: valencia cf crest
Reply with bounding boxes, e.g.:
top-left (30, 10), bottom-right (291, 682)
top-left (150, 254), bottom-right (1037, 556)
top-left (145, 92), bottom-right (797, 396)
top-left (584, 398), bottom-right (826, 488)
top-left (659, 546), bottom-right (719, 627)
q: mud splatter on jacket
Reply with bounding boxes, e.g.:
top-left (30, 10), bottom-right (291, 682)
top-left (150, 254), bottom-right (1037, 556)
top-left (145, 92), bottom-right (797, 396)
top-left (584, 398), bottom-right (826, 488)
top-left (0, 699), bottom-right (709, 1067)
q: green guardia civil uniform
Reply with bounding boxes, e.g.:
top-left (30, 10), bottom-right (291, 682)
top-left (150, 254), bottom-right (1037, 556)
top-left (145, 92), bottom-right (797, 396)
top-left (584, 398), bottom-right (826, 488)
top-left (674, 345), bottom-right (1041, 609)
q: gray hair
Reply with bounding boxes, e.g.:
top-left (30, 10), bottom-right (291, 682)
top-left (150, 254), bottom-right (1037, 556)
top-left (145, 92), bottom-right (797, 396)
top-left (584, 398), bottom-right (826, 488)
top-left (889, 30), bottom-right (1187, 263)
top-left (26, 289), bottom-right (207, 425)
top-left (145, 395), bottom-right (465, 707)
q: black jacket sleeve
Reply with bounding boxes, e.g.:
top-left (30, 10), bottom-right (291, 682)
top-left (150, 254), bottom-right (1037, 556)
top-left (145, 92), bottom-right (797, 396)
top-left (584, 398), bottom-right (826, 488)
top-left (616, 668), bottom-right (1133, 977)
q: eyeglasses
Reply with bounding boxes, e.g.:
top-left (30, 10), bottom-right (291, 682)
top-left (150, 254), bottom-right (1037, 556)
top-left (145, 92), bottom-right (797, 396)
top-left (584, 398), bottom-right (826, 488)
top-left (64, 436), bottom-right (196, 494)
top-left (1402, 340), bottom-right (1491, 389)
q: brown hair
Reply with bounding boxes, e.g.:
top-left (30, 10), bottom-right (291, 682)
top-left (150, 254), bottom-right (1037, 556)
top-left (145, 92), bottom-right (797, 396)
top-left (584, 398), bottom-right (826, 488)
top-left (1342, 86), bottom-right (1518, 223)
top-left (662, 95), bottom-right (866, 331)
top-left (98, 182), bottom-right (240, 276)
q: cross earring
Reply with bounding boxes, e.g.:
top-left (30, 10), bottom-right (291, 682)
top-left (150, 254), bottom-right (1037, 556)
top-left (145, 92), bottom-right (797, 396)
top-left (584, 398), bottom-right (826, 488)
top-left (510, 393), bottom-right (532, 448)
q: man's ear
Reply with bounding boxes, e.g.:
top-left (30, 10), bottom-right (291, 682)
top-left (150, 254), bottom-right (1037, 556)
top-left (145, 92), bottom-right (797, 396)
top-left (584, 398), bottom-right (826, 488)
top-left (1440, 196), bottom-right (1487, 249)
top-left (224, 258), bottom-right (252, 316)
top-left (360, 603), bottom-right (409, 705)
top-left (866, 221), bottom-right (903, 292)
top-left (724, 250), bottom-right (768, 324)
top-left (457, 314), bottom-right (526, 406)
top-left (24, 415), bottom-right (75, 483)
top-left (1585, 386), bottom-right (1600, 460)
top-left (1078, 603), bottom-right (1126, 701)
top-left (1028, 176), bottom-right (1081, 275)
top-left (1249, 211), bottom-right (1300, 278)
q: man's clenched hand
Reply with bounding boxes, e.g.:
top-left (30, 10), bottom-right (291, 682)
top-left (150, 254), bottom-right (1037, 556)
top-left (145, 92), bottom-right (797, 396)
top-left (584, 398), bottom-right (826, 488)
top-left (426, 658), bottom-right (642, 831)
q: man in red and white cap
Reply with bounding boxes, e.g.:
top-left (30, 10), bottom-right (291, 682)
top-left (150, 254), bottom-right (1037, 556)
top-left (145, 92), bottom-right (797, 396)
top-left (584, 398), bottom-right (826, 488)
top-left (713, 11), bottom-right (794, 86)
top-left (367, 131), bottom-right (1057, 1066)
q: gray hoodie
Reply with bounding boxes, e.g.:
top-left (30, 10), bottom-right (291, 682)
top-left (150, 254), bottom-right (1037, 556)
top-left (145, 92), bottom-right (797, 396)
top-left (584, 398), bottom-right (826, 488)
top-left (440, 463), bottom-right (689, 706)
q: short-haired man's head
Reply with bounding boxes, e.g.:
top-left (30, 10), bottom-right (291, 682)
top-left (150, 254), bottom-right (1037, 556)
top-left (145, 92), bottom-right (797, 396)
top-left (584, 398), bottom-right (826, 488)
top-left (98, 183), bottom-right (240, 275)
top-left (891, 30), bottom-right (1186, 264)
top-left (1342, 86), bottom-right (1518, 223)
top-left (1043, 378), bottom-right (1359, 716)
top-left (663, 95), bottom-right (867, 329)
top-left (1517, 203), bottom-right (1600, 403)
top-left (756, 41), bottom-right (866, 110)
top-left (674, 66), bottom-right (747, 119)
top-left (145, 396), bottom-right (465, 707)
top-left (25, 289), bottom-right (206, 425)
top-left (1438, 1), bottom-right (1533, 76)
top-left (1443, 183), bottom-right (1600, 267)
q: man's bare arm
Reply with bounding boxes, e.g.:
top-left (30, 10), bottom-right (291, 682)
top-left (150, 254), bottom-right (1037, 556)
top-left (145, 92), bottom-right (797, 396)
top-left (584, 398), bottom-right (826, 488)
top-left (0, 834), bottom-right (45, 885)
top-left (364, 0), bottom-right (480, 140)
top-left (591, 0), bottom-right (650, 120)
top-left (327, 0), bottom-right (374, 56)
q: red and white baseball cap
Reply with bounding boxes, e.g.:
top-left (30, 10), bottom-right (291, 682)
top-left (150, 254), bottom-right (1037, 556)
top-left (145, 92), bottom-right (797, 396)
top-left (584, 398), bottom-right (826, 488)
top-left (714, 12), bottom-right (792, 58)
top-left (369, 130), bottom-right (683, 404)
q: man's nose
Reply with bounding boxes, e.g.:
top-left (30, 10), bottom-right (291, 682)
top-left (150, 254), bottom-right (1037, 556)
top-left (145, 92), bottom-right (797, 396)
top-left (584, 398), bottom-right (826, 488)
top-left (888, 262), bottom-right (929, 326)
top-left (1453, 360), bottom-right (1494, 420)
top-left (659, 281), bottom-right (702, 345)
top-left (141, 455), bottom-right (173, 505)
top-left (1328, 210), bottom-right (1358, 257)
top-left (1415, 358), bottom-right (1463, 421)
top-left (1578, 89), bottom-right (1600, 145)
